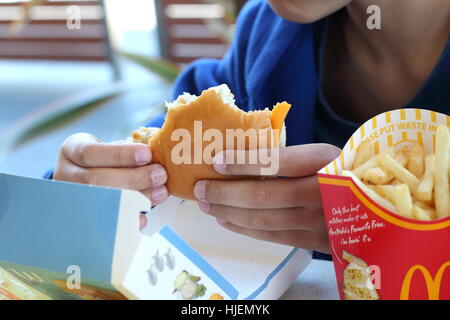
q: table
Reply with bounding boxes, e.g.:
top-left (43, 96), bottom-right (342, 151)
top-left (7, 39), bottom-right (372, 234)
top-left (281, 260), bottom-right (339, 300)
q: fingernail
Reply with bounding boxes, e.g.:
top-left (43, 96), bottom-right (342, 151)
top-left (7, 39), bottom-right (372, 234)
top-left (151, 167), bottom-right (167, 186)
top-left (135, 148), bottom-right (151, 165)
top-left (213, 163), bottom-right (227, 174)
top-left (194, 180), bottom-right (207, 200)
top-left (213, 152), bottom-right (227, 174)
top-left (198, 200), bottom-right (210, 213)
top-left (151, 187), bottom-right (167, 203)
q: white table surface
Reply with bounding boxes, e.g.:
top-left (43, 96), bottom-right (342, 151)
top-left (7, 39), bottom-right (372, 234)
top-left (280, 260), bottom-right (339, 300)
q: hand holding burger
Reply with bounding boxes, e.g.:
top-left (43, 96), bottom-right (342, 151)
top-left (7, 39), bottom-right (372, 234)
top-left (131, 84), bottom-right (340, 252)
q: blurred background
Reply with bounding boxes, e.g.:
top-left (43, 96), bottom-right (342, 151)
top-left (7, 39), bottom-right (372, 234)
top-left (0, 0), bottom-right (245, 177)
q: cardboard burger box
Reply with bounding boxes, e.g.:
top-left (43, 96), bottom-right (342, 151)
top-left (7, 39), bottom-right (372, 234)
top-left (318, 109), bottom-right (449, 300)
top-left (0, 173), bottom-right (311, 300)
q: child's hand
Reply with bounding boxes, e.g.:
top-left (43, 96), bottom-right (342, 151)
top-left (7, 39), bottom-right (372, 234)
top-left (193, 144), bottom-right (341, 254)
top-left (54, 133), bottom-right (169, 205)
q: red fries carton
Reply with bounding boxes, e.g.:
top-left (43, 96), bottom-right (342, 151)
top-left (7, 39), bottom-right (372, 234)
top-left (318, 109), bottom-right (450, 300)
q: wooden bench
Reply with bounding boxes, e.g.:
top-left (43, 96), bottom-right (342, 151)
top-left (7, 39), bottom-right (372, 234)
top-left (155, 0), bottom-right (246, 64)
top-left (0, 0), bottom-right (113, 62)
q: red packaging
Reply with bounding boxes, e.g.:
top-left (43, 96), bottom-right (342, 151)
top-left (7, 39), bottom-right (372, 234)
top-left (318, 109), bottom-right (450, 300)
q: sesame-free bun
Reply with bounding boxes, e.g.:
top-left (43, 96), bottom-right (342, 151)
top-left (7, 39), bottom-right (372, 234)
top-left (131, 84), bottom-right (290, 200)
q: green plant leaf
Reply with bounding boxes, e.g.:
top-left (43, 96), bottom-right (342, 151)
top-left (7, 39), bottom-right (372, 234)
top-left (0, 83), bottom-right (126, 161)
top-left (119, 51), bottom-right (180, 83)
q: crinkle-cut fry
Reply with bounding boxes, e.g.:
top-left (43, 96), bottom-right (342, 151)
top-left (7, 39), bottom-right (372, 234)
top-left (390, 184), bottom-right (414, 219)
top-left (416, 154), bottom-right (435, 202)
top-left (362, 167), bottom-right (393, 185)
top-left (353, 140), bottom-right (372, 170)
top-left (413, 205), bottom-right (432, 221)
top-left (378, 153), bottom-right (420, 193)
top-left (434, 125), bottom-right (449, 219)
top-left (407, 143), bottom-right (425, 178)
top-left (342, 170), bottom-right (397, 213)
top-left (353, 147), bottom-right (395, 178)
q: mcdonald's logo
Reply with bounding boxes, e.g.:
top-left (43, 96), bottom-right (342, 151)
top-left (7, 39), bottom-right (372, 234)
top-left (400, 262), bottom-right (450, 300)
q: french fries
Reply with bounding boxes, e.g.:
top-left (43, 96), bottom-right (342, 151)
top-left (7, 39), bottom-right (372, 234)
top-left (362, 167), bottom-right (393, 185)
top-left (389, 184), bottom-right (413, 219)
top-left (342, 170), bottom-right (397, 213)
top-left (394, 150), bottom-right (409, 167)
top-left (416, 154), bottom-right (435, 202)
top-left (353, 140), bottom-right (372, 170)
top-left (434, 126), bottom-right (449, 218)
top-left (413, 201), bottom-right (436, 220)
top-left (370, 185), bottom-right (395, 202)
top-left (344, 125), bottom-right (449, 221)
top-left (378, 153), bottom-right (420, 193)
top-left (407, 144), bottom-right (425, 177)
top-left (353, 147), bottom-right (395, 178)
top-left (412, 205), bottom-right (432, 221)
top-left (371, 184), bottom-right (413, 219)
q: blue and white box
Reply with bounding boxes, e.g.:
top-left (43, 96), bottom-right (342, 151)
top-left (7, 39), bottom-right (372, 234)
top-left (0, 173), bottom-right (311, 300)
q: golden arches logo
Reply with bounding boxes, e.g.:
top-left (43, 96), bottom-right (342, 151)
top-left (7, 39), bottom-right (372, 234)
top-left (400, 262), bottom-right (450, 300)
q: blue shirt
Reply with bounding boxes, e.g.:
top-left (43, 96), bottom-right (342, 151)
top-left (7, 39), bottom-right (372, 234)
top-left (147, 0), bottom-right (450, 146)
